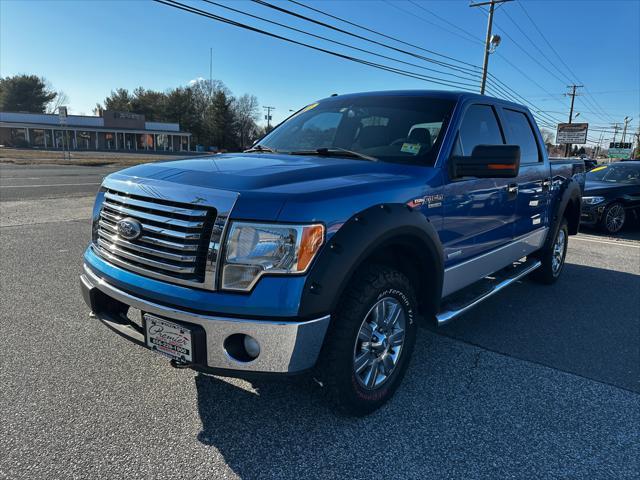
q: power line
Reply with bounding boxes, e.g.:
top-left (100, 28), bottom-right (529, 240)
top-left (251, 0), bottom-right (483, 80)
top-left (287, 0), bottom-right (482, 72)
top-left (514, 1), bottom-right (616, 124)
top-left (501, 7), bottom-right (574, 85)
top-left (153, 0), bottom-right (479, 90)
top-left (202, 0), bottom-right (481, 85)
top-left (407, 0), bottom-right (486, 47)
top-left (382, 0), bottom-right (485, 47)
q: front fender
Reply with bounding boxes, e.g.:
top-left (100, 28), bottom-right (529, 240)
top-left (549, 177), bottom-right (582, 240)
top-left (298, 203), bottom-right (444, 319)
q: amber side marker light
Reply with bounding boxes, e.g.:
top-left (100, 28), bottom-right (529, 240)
top-left (487, 164), bottom-right (516, 170)
top-left (297, 224), bottom-right (325, 271)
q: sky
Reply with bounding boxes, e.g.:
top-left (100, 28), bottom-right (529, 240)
top-left (1, 0), bottom-right (639, 146)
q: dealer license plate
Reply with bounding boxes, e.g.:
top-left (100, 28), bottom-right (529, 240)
top-left (144, 315), bottom-right (193, 362)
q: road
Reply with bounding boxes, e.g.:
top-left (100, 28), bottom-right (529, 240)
top-left (0, 163), bottom-right (119, 201)
top-left (1, 164), bottom-right (638, 479)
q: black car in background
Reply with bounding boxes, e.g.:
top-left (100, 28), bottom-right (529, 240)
top-left (581, 161), bottom-right (640, 233)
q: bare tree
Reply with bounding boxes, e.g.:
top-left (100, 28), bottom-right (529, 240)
top-left (233, 94), bottom-right (260, 148)
top-left (540, 128), bottom-right (555, 145)
top-left (46, 90), bottom-right (69, 114)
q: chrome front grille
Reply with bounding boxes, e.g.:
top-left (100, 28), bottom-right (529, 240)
top-left (94, 189), bottom-right (217, 288)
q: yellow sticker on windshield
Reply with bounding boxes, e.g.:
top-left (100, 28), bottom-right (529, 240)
top-left (401, 143), bottom-right (421, 155)
top-left (302, 102), bottom-right (319, 112)
top-left (590, 166), bottom-right (607, 172)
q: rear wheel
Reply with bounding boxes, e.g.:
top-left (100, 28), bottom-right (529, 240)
top-left (316, 264), bottom-right (417, 416)
top-left (531, 218), bottom-right (569, 284)
top-left (601, 202), bottom-right (626, 234)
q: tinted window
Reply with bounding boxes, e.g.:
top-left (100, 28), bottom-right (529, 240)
top-left (455, 104), bottom-right (503, 156)
top-left (586, 164), bottom-right (640, 184)
top-left (503, 109), bottom-right (540, 164)
top-left (259, 96), bottom-right (456, 165)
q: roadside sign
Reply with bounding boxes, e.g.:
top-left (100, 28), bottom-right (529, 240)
top-left (608, 142), bottom-right (633, 159)
top-left (58, 106), bottom-right (68, 125)
top-left (556, 123), bottom-right (589, 144)
top-left (608, 149), bottom-right (632, 159)
top-left (609, 142), bottom-right (632, 149)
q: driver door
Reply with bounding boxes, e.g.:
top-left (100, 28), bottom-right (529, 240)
top-left (441, 104), bottom-right (517, 268)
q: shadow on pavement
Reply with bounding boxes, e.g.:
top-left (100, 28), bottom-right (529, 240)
top-left (437, 262), bottom-right (640, 393)
top-left (194, 331), bottom-right (638, 479)
top-left (580, 217), bottom-right (640, 241)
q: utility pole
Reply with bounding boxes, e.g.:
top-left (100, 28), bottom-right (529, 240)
top-left (470, 0), bottom-right (512, 95)
top-left (209, 47), bottom-right (213, 97)
top-left (564, 84), bottom-right (583, 156)
top-left (263, 106), bottom-right (275, 130)
top-left (621, 116), bottom-right (632, 143)
top-left (611, 123), bottom-right (621, 144)
top-left (593, 130), bottom-right (604, 159)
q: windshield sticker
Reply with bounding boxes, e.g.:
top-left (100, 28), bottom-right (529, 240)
top-left (590, 166), bottom-right (607, 172)
top-left (401, 143), bottom-right (421, 155)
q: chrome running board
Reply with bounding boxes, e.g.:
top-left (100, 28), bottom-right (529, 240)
top-left (436, 258), bottom-right (542, 325)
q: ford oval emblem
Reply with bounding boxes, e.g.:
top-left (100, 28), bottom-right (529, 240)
top-left (117, 217), bottom-right (142, 240)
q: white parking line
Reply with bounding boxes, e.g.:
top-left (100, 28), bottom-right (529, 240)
top-left (573, 236), bottom-right (640, 249)
top-left (0, 182), bottom-right (101, 188)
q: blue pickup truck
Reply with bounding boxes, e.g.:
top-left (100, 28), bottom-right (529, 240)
top-left (81, 91), bottom-right (582, 415)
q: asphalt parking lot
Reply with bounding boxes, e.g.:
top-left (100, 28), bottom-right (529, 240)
top-left (1, 163), bottom-right (638, 479)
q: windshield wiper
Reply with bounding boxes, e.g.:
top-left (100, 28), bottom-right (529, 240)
top-left (289, 147), bottom-right (377, 162)
top-left (244, 144), bottom-right (277, 153)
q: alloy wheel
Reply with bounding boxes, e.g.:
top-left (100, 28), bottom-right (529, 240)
top-left (552, 228), bottom-right (566, 275)
top-left (353, 297), bottom-right (406, 390)
top-left (605, 204), bottom-right (625, 233)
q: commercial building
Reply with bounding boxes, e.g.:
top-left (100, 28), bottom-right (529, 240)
top-left (0, 110), bottom-right (191, 152)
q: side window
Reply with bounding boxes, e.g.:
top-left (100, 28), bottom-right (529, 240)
top-left (454, 104), bottom-right (504, 156)
top-left (502, 109), bottom-right (540, 164)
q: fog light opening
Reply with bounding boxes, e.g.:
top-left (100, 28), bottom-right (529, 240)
top-left (224, 334), bottom-right (261, 362)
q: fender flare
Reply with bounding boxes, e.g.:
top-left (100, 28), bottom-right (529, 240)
top-left (298, 203), bottom-right (444, 319)
top-left (546, 177), bottom-right (581, 246)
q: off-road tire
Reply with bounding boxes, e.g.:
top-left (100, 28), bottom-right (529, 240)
top-left (315, 264), bottom-right (418, 416)
top-left (531, 218), bottom-right (569, 285)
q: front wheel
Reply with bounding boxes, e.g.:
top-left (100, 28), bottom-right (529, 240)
top-left (316, 264), bottom-right (417, 416)
top-left (531, 218), bottom-right (569, 284)
top-left (601, 202), bottom-right (626, 234)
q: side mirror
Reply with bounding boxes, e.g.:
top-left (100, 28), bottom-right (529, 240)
top-left (449, 144), bottom-right (520, 179)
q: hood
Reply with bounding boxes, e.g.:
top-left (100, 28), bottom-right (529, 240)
top-left (110, 153), bottom-right (438, 222)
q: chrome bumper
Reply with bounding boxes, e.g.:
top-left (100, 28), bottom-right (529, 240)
top-left (80, 264), bottom-right (330, 374)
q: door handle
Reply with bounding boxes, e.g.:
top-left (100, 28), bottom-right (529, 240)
top-left (507, 183), bottom-right (518, 194)
top-left (542, 178), bottom-right (552, 190)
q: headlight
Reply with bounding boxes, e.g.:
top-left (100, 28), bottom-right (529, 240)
top-left (583, 196), bottom-right (605, 205)
top-left (221, 222), bottom-right (324, 291)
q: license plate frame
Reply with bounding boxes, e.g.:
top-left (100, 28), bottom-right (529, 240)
top-left (144, 314), bottom-right (193, 363)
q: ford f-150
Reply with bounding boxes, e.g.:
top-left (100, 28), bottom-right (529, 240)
top-left (81, 91), bottom-right (582, 415)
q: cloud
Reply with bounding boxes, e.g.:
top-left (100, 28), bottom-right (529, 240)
top-left (188, 77), bottom-right (206, 86)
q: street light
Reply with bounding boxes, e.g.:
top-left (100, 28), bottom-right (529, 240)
top-left (489, 34), bottom-right (501, 53)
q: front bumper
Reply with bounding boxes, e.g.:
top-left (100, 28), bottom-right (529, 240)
top-left (580, 203), bottom-right (606, 226)
top-left (80, 264), bottom-right (330, 375)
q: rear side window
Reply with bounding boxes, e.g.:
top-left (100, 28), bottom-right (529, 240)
top-left (503, 109), bottom-right (540, 164)
top-left (454, 104), bottom-right (504, 156)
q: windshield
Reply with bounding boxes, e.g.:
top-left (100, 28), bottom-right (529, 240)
top-left (586, 164), bottom-right (640, 184)
top-left (258, 95), bottom-right (456, 165)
